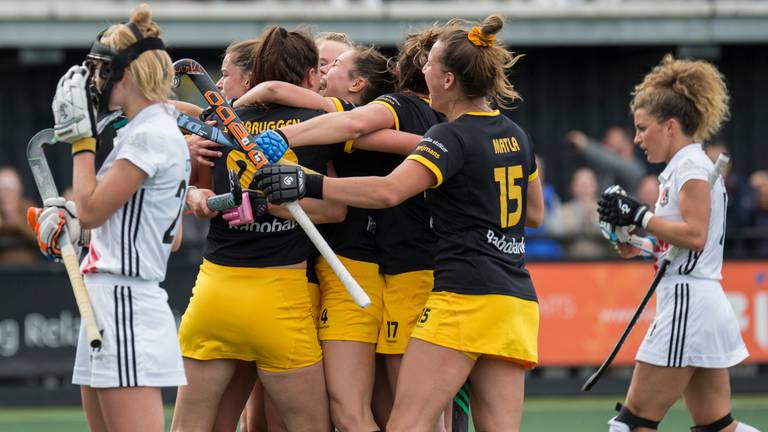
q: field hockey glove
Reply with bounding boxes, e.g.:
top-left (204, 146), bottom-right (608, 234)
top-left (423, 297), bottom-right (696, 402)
top-left (52, 65), bottom-right (98, 154)
top-left (598, 190), bottom-right (654, 229)
top-left (598, 185), bottom-right (631, 243)
top-left (253, 165), bottom-right (323, 204)
top-left (27, 197), bottom-right (82, 260)
top-left (221, 190), bottom-right (268, 227)
top-left (255, 130), bottom-right (289, 163)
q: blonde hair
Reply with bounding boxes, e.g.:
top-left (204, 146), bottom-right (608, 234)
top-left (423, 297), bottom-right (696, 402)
top-left (100, 4), bottom-right (173, 102)
top-left (630, 54), bottom-right (730, 142)
top-left (315, 32), bottom-right (355, 47)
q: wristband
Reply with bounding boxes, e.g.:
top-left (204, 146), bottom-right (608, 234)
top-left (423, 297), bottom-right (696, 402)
top-left (72, 137), bottom-right (97, 155)
top-left (640, 211), bottom-right (654, 230)
top-left (305, 173), bottom-right (324, 199)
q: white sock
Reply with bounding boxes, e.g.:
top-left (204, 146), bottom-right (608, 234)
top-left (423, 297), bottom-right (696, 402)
top-left (735, 422), bottom-right (761, 432)
top-left (608, 417), bottom-right (632, 432)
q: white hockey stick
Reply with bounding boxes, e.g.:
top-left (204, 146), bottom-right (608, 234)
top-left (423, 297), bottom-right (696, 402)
top-left (27, 129), bottom-right (102, 349)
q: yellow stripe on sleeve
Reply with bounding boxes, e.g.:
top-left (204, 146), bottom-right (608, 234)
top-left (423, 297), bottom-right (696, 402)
top-left (344, 140), bottom-right (356, 153)
top-left (369, 100), bottom-right (400, 131)
top-left (329, 97), bottom-right (344, 113)
top-left (528, 168), bottom-right (539, 182)
top-left (406, 154), bottom-right (444, 187)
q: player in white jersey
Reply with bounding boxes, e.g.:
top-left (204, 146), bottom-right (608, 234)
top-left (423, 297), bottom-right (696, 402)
top-left (598, 55), bottom-right (756, 432)
top-left (31, 5), bottom-right (189, 432)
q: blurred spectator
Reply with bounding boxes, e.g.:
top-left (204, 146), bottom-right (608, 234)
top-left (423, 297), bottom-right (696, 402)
top-left (635, 174), bottom-right (660, 208)
top-left (552, 167), bottom-right (612, 259)
top-left (747, 170), bottom-right (768, 256)
top-left (0, 167), bottom-right (38, 263)
top-left (525, 155), bottom-right (563, 259)
top-left (565, 126), bottom-right (646, 192)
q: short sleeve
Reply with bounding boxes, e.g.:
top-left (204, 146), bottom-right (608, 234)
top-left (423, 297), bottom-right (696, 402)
top-left (328, 97), bottom-right (356, 113)
top-left (406, 123), bottom-right (464, 187)
top-left (676, 157), bottom-right (710, 192)
top-left (369, 94), bottom-right (401, 131)
top-left (525, 131), bottom-right (539, 182)
top-left (116, 129), bottom-right (160, 177)
top-left (327, 98), bottom-right (358, 153)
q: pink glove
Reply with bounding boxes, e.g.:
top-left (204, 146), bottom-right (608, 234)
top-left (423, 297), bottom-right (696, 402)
top-left (222, 191), bottom-right (254, 227)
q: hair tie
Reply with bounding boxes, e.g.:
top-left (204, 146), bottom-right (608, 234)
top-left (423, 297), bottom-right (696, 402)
top-left (467, 27), bottom-right (496, 47)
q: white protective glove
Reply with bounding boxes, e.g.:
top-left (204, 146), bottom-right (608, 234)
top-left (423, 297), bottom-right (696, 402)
top-left (35, 197), bottom-right (81, 260)
top-left (52, 65), bottom-right (98, 150)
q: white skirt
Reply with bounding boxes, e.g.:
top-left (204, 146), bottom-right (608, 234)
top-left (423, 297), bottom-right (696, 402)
top-left (636, 275), bottom-right (748, 368)
top-left (72, 274), bottom-right (187, 388)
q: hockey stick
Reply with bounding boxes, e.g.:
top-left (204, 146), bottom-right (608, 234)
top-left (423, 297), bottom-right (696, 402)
top-left (172, 58), bottom-right (371, 309)
top-left (27, 129), bottom-right (102, 349)
top-left (175, 110), bottom-right (233, 148)
top-left (451, 381), bottom-right (471, 432)
top-left (582, 153), bottom-right (729, 391)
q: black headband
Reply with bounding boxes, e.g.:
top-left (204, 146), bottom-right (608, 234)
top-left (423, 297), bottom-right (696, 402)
top-left (87, 21), bottom-right (166, 76)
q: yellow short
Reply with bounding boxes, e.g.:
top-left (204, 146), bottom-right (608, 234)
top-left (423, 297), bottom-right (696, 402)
top-left (376, 270), bottom-right (434, 354)
top-left (316, 256), bottom-right (384, 343)
top-left (411, 291), bottom-right (539, 369)
top-left (178, 259), bottom-right (322, 372)
top-left (308, 281), bottom-right (321, 330)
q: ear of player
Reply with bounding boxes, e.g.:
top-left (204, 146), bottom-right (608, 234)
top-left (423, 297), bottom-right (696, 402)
top-left (598, 188), bottom-right (653, 229)
top-left (51, 65), bottom-right (99, 154)
top-left (26, 197), bottom-right (81, 261)
top-left (253, 165), bottom-right (324, 204)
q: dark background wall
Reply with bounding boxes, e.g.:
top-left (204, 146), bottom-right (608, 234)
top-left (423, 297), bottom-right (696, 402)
top-left (1, 44), bottom-right (766, 202)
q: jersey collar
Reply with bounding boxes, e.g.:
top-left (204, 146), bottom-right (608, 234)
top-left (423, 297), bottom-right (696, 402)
top-left (465, 109), bottom-right (500, 117)
top-left (659, 143), bottom-right (702, 183)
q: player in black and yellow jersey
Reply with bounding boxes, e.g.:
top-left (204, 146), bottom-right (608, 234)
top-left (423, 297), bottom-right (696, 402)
top-left (253, 27), bottom-right (446, 416)
top-left (236, 45), bottom-right (407, 432)
top-left (173, 27), bottom-right (344, 432)
top-left (253, 15), bottom-right (545, 431)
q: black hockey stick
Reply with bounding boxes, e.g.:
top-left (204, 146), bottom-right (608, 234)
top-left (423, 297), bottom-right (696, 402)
top-left (452, 381), bottom-right (471, 431)
top-left (172, 58), bottom-right (371, 308)
top-left (27, 129), bottom-right (102, 349)
top-left (582, 154), bottom-right (729, 391)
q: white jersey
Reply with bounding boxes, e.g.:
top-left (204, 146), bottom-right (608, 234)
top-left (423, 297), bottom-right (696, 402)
top-left (81, 103), bottom-right (191, 283)
top-left (654, 143), bottom-right (726, 281)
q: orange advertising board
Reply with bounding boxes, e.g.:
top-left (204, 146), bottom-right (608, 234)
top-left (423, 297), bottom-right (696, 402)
top-left (529, 261), bottom-right (768, 366)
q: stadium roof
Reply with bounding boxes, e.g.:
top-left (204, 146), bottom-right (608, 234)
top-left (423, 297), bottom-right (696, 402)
top-left (2, 1), bottom-right (768, 48)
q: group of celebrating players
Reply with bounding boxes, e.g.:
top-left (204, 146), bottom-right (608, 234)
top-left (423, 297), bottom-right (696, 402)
top-left (26, 2), bottom-right (760, 432)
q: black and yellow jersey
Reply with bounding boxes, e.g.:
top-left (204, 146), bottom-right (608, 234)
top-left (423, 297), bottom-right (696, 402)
top-left (369, 93), bottom-right (445, 274)
top-left (406, 110), bottom-right (538, 300)
top-left (316, 97), bottom-right (380, 263)
top-left (204, 104), bottom-right (340, 267)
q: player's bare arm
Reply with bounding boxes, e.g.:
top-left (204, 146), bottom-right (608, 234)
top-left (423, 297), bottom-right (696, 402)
top-left (234, 81), bottom-right (338, 113)
top-left (525, 175), bottom-right (545, 228)
top-left (280, 102), bottom-right (395, 147)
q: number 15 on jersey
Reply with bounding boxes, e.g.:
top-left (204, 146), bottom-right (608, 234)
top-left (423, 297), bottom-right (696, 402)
top-left (493, 165), bottom-right (523, 228)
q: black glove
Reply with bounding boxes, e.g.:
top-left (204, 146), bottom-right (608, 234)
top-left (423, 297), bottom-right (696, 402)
top-left (245, 189), bottom-right (268, 216)
top-left (598, 192), bottom-right (652, 228)
top-left (253, 164), bottom-right (324, 204)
